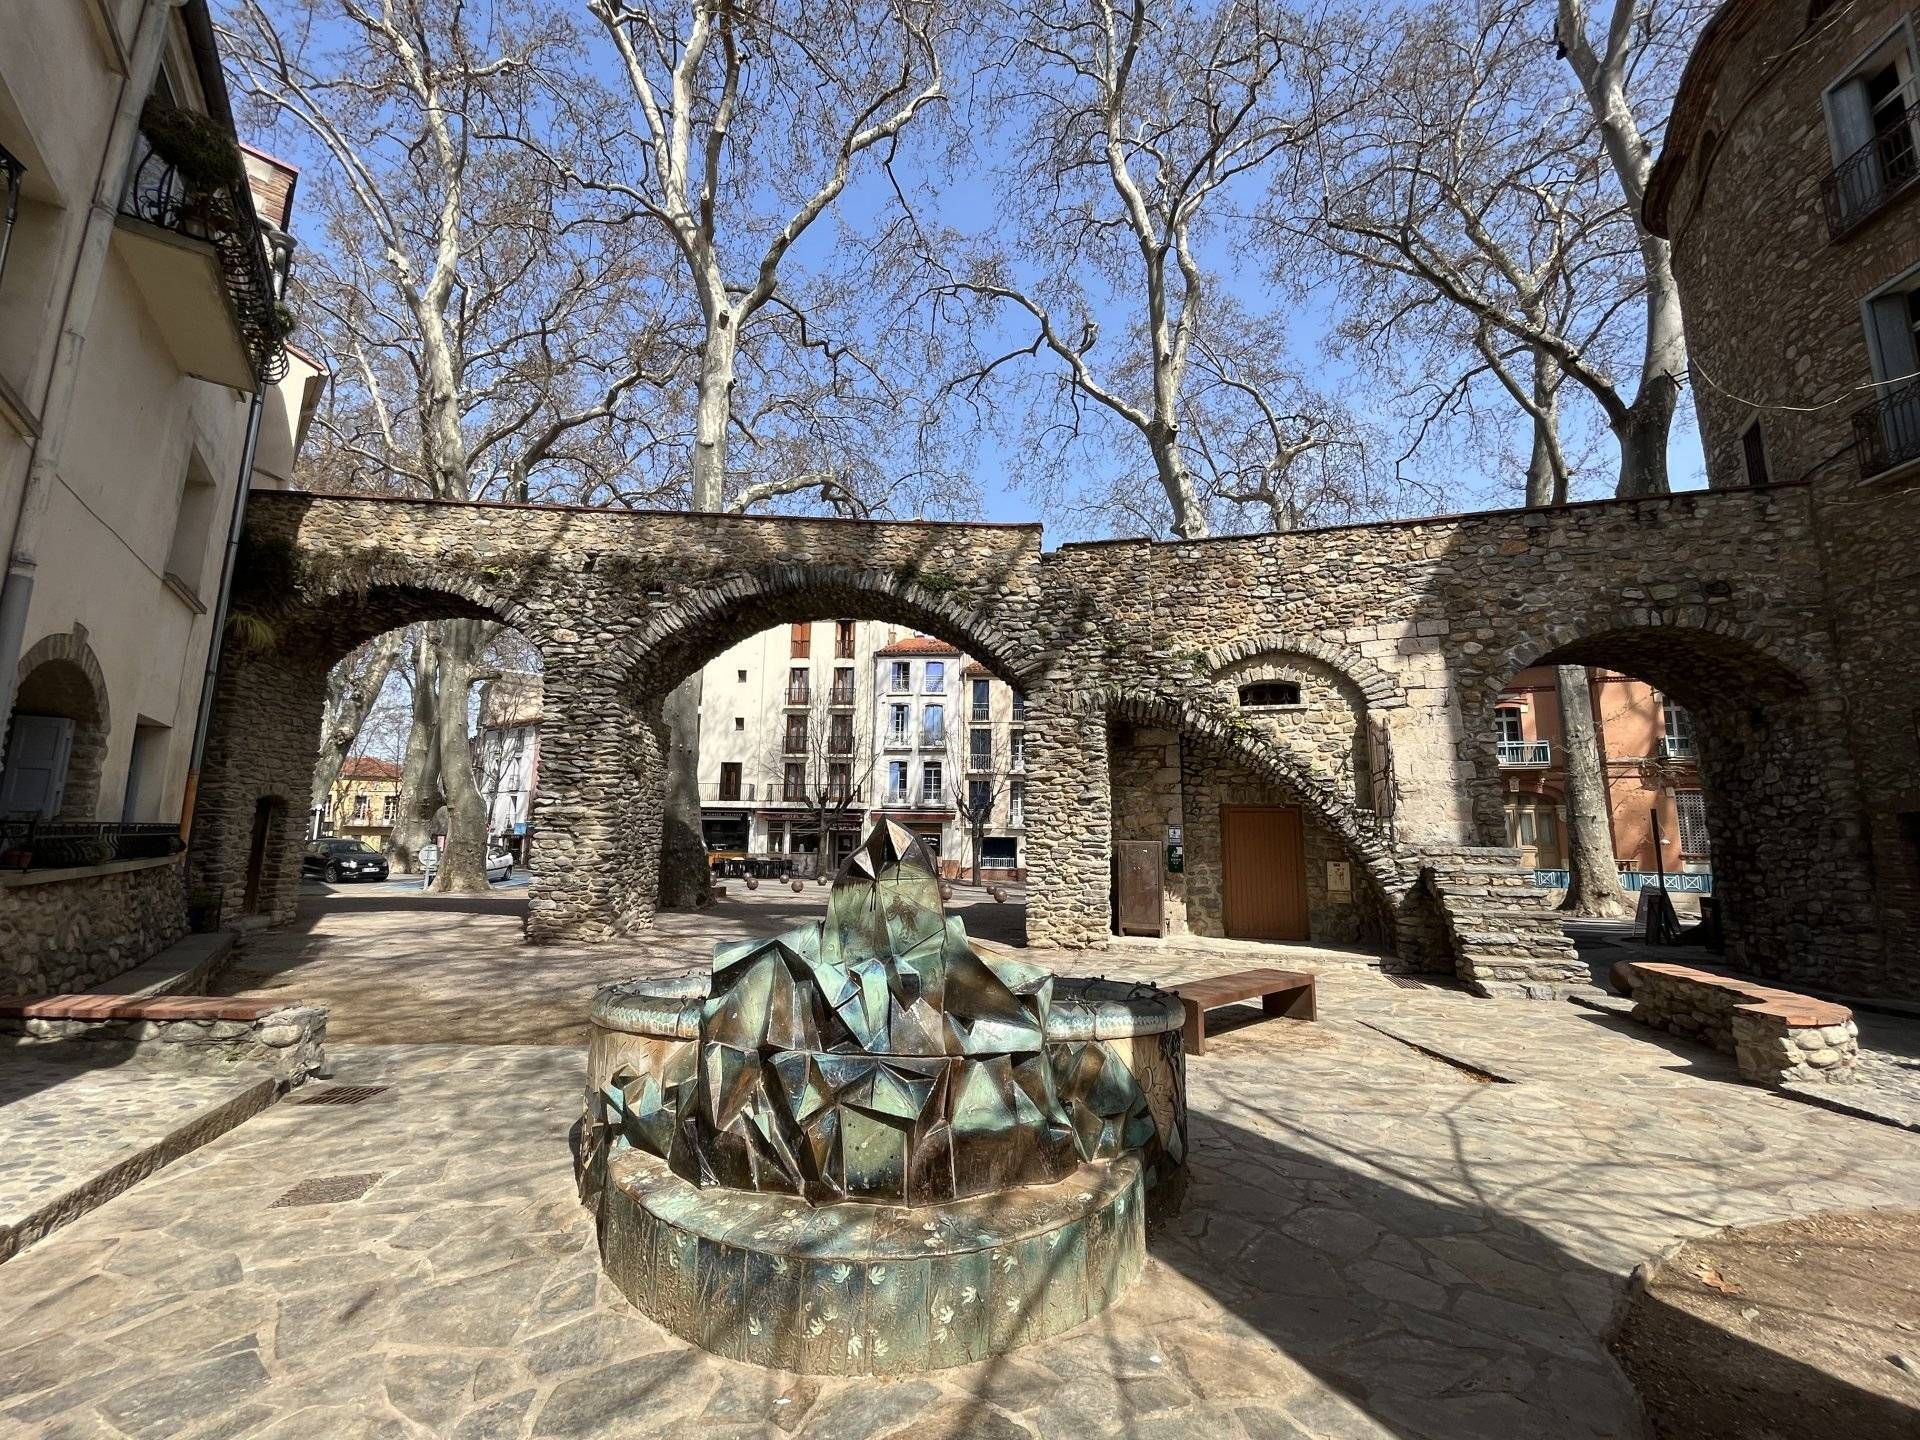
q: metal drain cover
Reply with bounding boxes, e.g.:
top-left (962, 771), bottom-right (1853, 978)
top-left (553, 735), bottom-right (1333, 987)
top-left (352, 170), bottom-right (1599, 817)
top-left (293, 1084), bottom-right (391, 1106)
top-left (270, 1172), bottom-right (384, 1208)
top-left (1382, 974), bottom-right (1426, 989)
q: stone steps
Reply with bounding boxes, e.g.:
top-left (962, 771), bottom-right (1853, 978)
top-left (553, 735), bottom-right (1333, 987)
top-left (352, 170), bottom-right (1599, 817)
top-left (1412, 846), bottom-right (1588, 999)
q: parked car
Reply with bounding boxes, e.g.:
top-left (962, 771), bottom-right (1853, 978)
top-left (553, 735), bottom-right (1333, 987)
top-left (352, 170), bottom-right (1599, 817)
top-left (303, 837), bottom-right (390, 883)
top-left (417, 842), bottom-right (515, 883)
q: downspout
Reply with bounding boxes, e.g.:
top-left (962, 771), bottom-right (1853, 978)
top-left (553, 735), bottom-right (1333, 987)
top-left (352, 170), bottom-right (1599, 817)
top-left (0, 0), bottom-right (184, 746)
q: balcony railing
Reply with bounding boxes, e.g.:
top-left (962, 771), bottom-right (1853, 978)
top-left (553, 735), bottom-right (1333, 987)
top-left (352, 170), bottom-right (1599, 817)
top-left (0, 820), bottom-right (183, 871)
top-left (1821, 102), bottom-right (1920, 238)
top-left (1496, 740), bottom-right (1552, 767)
top-left (827, 735), bottom-right (854, 756)
top-left (921, 725), bottom-right (946, 748)
top-left (785, 678), bottom-right (810, 705)
top-left (885, 729), bottom-right (911, 750)
top-left (701, 780), bottom-right (756, 802)
top-left (829, 680), bottom-right (856, 706)
top-left (783, 732), bottom-right (809, 755)
top-left (884, 789), bottom-right (911, 807)
top-left (121, 122), bottom-right (288, 383)
top-left (968, 748), bottom-right (994, 772)
top-left (1661, 735), bottom-right (1697, 760)
top-left (1850, 377), bottom-right (1920, 477)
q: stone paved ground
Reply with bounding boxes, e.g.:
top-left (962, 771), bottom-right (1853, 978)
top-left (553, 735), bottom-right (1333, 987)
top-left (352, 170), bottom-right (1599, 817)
top-left (3, 899), bottom-right (1918, 1438)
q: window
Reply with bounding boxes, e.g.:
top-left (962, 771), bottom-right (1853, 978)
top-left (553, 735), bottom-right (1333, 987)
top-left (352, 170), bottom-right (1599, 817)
top-left (887, 760), bottom-right (908, 804)
top-left (1009, 780), bottom-right (1024, 827)
top-left (889, 660), bottom-right (911, 692)
top-left (1012, 691), bottom-right (1027, 722)
top-left (791, 623), bottom-right (812, 658)
top-left (924, 660), bottom-right (945, 693)
top-left (1661, 695), bottom-right (1697, 759)
top-left (971, 677), bottom-right (990, 721)
top-left (922, 761), bottom-right (943, 803)
top-left (835, 620), bottom-right (855, 659)
top-left (1741, 422), bottom-right (1770, 487)
top-left (922, 703), bottom-right (945, 747)
top-left (382, 794), bottom-right (398, 822)
top-left (783, 762), bottom-right (807, 801)
top-left (827, 762), bottom-right (852, 803)
top-left (831, 667), bottom-right (855, 705)
top-left (734, 716), bottom-right (745, 731)
top-left (1009, 730), bottom-right (1025, 772)
top-left (719, 762), bottom-right (742, 801)
top-left (120, 721), bottom-right (169, 822)
top-left (784, 713), bottom-right (808, 754)
top-left (1495, 706), bottom-right (1525, 744)
top-left (1860, 271), bottom-right (1920, 474)
top-left (968, 778), bottom-right (992, 815)
top-left (1822, 24), bottom-right (1920, 233)
top-left (829, 712), bottom-right (853, 755)
top-left (787, 666), bottom-right (810, 705)
top-left (1675, 790), bottom-right (1712, 856)
top-left (352, 793), bottom-right (370, 821)
top-left (887, 703), bottom-right (910, 745)
top-left (164, 452), bottom-right (218, 602)
top-left (1238, 680), bottom-right (1301, 707)
top-left (737, 669), bottom-right (747, 683)
top-left (970, 727), bottom-right (992, 771)
top-left (981, 836), bottom-right (1018, 868)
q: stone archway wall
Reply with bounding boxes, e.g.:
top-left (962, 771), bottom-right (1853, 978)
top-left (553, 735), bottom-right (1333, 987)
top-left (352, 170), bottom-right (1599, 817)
top-left (198, 484), bottom-right (1906, 992)
top-left (12, 628), bottom-right (112, 820)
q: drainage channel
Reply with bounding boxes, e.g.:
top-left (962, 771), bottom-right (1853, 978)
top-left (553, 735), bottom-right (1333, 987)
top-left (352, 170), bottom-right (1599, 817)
top-left (1359, 1021), bottom-right (1514, 1084)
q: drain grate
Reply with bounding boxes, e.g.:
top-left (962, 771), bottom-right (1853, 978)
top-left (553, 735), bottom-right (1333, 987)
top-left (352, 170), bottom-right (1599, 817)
top-left (292, 1084), bottom-right (391, 1106)
top-left (1382, 974), bottom-right (1427, 990)
top-left (269, 1172), bottom-right (385, 1208)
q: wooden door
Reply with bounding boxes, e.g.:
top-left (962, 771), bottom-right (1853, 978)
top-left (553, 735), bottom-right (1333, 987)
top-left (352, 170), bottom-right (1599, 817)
top-left (1116, 840), bottom-right (1164, 936)
top-left (1221, 806), bottom-right (1308, 941)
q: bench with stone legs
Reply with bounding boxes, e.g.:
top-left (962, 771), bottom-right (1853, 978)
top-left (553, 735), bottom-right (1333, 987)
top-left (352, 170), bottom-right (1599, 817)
top-left (1173, 968), bottom-right (1316, 1055)
top-left (0, 993), bottom-right (327, 1083)
top-left (1610, 961), bottom-right (1858, 1086)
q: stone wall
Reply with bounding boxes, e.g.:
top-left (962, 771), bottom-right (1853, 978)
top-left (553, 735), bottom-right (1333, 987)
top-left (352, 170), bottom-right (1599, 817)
top-left (190, 484), bottom-right (1911, 996)
top-left (0, 857), bottom-right (186, 994)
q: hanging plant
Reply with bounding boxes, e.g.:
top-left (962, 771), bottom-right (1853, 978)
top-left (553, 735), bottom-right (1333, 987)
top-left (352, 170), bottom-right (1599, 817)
top-left (267, 302), bottom-right (298, 342)
top-left (139, 98), bottom-right (245, 193)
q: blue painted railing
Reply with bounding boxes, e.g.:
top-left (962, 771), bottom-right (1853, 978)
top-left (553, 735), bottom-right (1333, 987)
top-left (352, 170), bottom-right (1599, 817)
top-left (1531, 868), bottom-right (1713, 894)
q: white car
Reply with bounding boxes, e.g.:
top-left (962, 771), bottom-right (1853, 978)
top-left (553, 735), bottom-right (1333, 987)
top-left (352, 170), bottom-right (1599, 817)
top-left (417, 843), bottom-right (515, 883)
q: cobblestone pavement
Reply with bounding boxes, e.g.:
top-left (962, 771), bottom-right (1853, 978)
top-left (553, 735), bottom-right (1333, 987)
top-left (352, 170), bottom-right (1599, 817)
top-left (4, 903), bottom-right (1918, 1438)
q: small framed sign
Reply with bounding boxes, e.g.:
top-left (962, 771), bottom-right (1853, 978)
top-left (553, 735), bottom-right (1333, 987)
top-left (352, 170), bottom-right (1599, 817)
top-left (1166, 825), bottom-right (1182, 845)
top-left (1326, 861), bottom-right (1352, 895)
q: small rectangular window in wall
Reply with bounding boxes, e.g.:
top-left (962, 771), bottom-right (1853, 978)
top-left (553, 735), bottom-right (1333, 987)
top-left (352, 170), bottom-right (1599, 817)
top-left (120, 720), bottom-right (171, 822)
top-left (164, 451), bottom-right (219, 604)
top-left (790, 623), bottom-right (811, 659)
top-left (1741, 422), bottom-right (1770, 486)
top-left (835, 620), bottom-right (855, 658)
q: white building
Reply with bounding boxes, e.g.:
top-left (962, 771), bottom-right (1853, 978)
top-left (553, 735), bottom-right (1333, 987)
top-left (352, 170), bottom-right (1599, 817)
top-left (475, 671), bottom-right (541, 863)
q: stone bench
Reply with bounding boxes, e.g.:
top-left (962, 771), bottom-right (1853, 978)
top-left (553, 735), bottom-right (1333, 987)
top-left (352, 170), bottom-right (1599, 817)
top-left (0, 993), bottom-right (328, 1083)
top-left (1610, 961), bottom-right (1858, 1086)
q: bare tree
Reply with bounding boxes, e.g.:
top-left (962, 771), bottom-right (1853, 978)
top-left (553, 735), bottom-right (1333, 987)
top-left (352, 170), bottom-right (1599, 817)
top-left (923, 0), bottom-right (1370, 539)
top-left (220, 0), bottom-right (680, 891)
top-left (946, 699), bottom-right (1015, 886)
top-left (766, 699), bottom-right (874, 878)
top-left (310, 630), bottom-right (404, 828)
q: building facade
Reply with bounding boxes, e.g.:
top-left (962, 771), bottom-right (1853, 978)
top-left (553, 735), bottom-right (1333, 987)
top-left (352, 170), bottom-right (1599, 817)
top-left (1494, 671), bottom-right (1709, 886)
top-left (1647, 0), bottom-right (1920, 969)
top-left (476, 670), bottom-right (541, 865)
top-left (0, 0), bottom-right (305, 992)
top-left (319, 755), bottom-right (400, 848)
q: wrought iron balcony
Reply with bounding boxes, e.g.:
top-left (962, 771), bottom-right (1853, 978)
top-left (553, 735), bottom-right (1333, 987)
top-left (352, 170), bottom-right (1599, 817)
top-left (921, 724), bottom-right (946, 748)
top-left (968, 747), bottom-right (995, 772)
top-left (829, 679), bottom-right (856, 706)
top-left (1496, 740), bottom-right (1552, 767)
top-left (120, 121), bottom-right (288, 384)
top-left (1661, 735), bottom-right (1697, 760)
top-left (0, 820), bottom-right (182, 871)
top-left (1851, 378), bottom-right (1920, 477)
top-left (1822, 104), bottom-right (1920, 238)
top-left (785, 677), bottom-right (810, 705)
top-left (701, 780), bottom-right (756, 802)
top-left (885, 729), bottom-right (912, 750)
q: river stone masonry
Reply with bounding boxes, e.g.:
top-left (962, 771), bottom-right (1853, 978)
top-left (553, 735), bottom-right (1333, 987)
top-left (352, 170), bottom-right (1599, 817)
top-left (190, 483), bottom-right (1910, 997)
top-left (1614, 961), bottom-right (1860, 1086)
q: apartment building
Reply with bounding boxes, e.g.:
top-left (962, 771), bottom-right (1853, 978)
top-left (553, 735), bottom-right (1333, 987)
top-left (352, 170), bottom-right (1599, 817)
top-left (475, 670), bottom-right (542, 866)
top-left (1495, 669), bottom-right (1710, 889)
top-left (318, 755), bottom-right (400, 848)
top-left (0, 0), bottom-right (309, 990)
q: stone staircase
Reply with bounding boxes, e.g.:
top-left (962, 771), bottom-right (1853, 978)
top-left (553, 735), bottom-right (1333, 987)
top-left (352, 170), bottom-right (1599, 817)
top-left (1412, 846), bottom-right (1590, 998)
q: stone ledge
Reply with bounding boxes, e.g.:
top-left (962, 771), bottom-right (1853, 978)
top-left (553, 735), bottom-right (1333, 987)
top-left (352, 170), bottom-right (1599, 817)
top-left (0, 994), bottom-right (282, 1022)
top-left (0, 996), bottom-right (328, 1083)
top-left (1614, 961), bottom-right (1860, 1086)
top-left (0, 854), bottom-right (181, 888)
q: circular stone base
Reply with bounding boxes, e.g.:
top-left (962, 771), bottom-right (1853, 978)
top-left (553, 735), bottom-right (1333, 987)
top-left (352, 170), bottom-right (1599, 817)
top-left (595, 1146), bottom-right (1145, 1375)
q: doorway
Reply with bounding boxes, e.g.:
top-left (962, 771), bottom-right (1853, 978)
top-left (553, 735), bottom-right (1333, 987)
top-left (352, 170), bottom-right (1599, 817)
top-left (1221, 805), bottom-right (1309, 941)
top-left (242, 796), bottom-right (283, 914)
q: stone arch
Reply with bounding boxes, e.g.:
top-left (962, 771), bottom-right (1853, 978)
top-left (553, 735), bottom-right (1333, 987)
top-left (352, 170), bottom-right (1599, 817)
top-left (286, 562), bottom-right (543, 667)
top-left (1204, 632), bottom-right (1407, 710)
top-left (9, 627), bottom-right (112, 819)
top-left (1065, 686), bottom-right (1403, 897)
top-left (612, 563), bottom-right (1044, 701)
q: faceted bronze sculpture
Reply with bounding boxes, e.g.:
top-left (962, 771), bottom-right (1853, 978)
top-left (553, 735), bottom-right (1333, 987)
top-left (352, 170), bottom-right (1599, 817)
top-left (581, 821), bottom-right (1187, 1374)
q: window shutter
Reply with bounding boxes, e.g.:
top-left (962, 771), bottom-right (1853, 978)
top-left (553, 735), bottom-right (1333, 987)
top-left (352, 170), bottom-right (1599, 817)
top-left (1868, 291), bottom-right (1920, 385)
top-left (0, 715), bottom-right (75, 817)
top-left (1830, 78), bottom-right (1876, 158)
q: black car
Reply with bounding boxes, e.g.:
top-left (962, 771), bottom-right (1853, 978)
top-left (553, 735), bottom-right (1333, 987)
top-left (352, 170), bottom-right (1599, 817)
top-left (303, 837), bottom-right (391, 883)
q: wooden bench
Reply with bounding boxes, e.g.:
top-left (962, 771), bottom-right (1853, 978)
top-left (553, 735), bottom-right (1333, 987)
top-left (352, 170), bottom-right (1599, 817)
top-left (1173, 968), bottom-right (1316, 1055)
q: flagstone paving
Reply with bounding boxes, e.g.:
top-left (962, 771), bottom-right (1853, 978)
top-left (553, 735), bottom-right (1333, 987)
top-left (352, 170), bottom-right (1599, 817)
top-left (3, 899), bottom-right (1918, 1437)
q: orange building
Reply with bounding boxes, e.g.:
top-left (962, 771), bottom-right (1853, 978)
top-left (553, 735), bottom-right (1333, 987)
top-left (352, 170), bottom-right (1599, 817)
top-left (1495, 668), bottom-right (1711, 886)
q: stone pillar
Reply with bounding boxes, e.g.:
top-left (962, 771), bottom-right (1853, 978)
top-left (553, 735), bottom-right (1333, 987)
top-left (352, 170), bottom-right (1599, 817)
top-left (1023, 696), bottom-right (1112, 948)
top-left (189, 651), bottom-right (328, 927)
top-left (526, 665), bottom-right (658, 943)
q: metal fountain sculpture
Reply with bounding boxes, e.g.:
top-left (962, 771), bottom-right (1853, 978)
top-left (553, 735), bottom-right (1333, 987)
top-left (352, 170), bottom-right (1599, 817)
top-left (579, 820), bottom-right (1187, 1374)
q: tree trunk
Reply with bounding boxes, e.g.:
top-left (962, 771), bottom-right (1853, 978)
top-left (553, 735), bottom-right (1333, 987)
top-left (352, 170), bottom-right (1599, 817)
top-left (1554, 664), bottom-right (1629, 916)
top-left (1613, 372), bottom-right (1681, 498)
top-left (1526, 352), bottom-right (1568, 508)
top-left (391, 632), bottom-right (442, 872)
top-left (1148, 423), bottom-right (1208, 539)
top-left (429, 618), bottom-right (493, 893)
top-left (971, 819), bottom-right (982, 885)
top-left (310, 632), bottom-right (405, 821)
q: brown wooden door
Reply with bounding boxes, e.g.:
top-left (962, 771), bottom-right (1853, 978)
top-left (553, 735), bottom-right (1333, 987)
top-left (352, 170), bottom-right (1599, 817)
top-left (1116, 840), bottom-right (1164, 936)
top-left (1221, 806), bottom-right (1308, 941)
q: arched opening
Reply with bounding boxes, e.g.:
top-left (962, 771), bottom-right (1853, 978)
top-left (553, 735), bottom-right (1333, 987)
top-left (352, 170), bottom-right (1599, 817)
top-left (1, 636), bottom-right (111, 822)
top-left (1479, 621), bottom-right (1877, 984)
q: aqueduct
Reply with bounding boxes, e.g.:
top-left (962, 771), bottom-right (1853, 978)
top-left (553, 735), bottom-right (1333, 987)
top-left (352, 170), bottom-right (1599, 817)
top-left (191, 481), bottom-right (1908, 998)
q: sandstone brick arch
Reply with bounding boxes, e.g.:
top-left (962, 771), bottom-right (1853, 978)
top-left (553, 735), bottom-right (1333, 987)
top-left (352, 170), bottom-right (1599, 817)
top-left (1064, 686), bottom-right (1403, 893)
top-left (1203, 632), bottom-right (1408, 710)
top-left (611, 562), bottom-right (1047, 700)
top-left (11, 627), bottom-right (112, 820)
